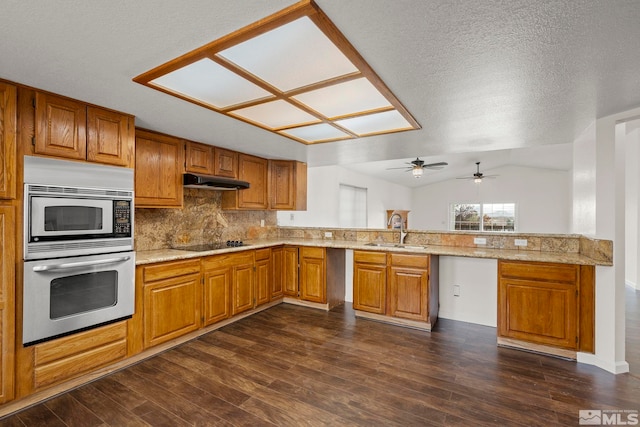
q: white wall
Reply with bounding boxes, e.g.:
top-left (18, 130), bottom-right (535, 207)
top-left (438, 257), bottom-right (498, 326)
top-left (410, 165), bottom-right (572, 233)
top-left (625, 120), bottom-right (640, 290)
top-left (277, 165), bottom-right (413, 228)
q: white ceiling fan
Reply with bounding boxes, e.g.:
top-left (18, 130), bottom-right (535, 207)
top-left (457, 162), bottom-right (499, 183)
top-left (386, 157), bottom-right (448, 178)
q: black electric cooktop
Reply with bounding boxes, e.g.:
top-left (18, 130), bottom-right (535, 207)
top-left (173, 241), bottom-right (245, 252)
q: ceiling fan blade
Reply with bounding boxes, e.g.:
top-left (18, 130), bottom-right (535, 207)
top-left (386, 167), bottom-right (412, 170)
top-left (456, 177), bottom-right (476, 180)
top-left (423, 162), bottom-right (448, 168)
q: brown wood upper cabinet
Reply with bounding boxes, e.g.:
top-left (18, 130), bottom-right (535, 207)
top-left (498, 260), bottom-right (594, 352)
top-left (0, 82), bottom-right (17, 200)
top-left (269, 160), bottom-right (307, 210)
top-left (134, 129), bottom-right (184, 208)
top-left (34, 92), bottom-right (134, 167)
top-left (222, 153), bottom-right (268, 209)
top-left (185, 141), bottom-right (239, 179)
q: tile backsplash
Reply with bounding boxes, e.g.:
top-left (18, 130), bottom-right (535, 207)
top-left (135, 188), bottom-right (277, 251)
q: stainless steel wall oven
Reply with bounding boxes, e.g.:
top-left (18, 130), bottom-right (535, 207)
top-left (22, 156), bottom-right (135, 346)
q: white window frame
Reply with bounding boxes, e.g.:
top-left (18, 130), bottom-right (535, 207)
top-left (449, 202), bottom-right (517, 232)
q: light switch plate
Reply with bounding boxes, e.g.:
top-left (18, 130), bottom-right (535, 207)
top-left (324, 231), bottom-right (333, 238)
top-left (473, 237), bottom-right (487, 245)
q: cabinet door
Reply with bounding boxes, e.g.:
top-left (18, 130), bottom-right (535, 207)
top-left (231, 253), bottom-right (255, 315)
top-left (0, 206), bottom-right (15, 402)
top-left (214, 147), bottom-right (238, 178)
top-left (269, 160), bottom-right (295, 210)
top-left (269, 160), bottom-right (307, 210)
top-left (283, 247), bottom-right (299, 297)
top-left (87, 107), bottom-right (134, 167)
top-left (300, 248), bottom-right (326, 304)
top-left (134, 129), bottom-right (183, 208)
top-left (143, 272), bottom-right (201, 348)
top-left (237, 154), bottom-right (268, 209)
top-left (185, 140), bottom-right (214, 174)
top-left (35, 92), bottom-right (87, 160)
top-left (270, 247), bottom-right (284, 299)
top-left (0, 83), bottom-right (17, 199)
top-left (353, 262), bottom-right (387, 314)
top-left (498, 278), bottom-right (578, 349)
top-left (203, 267), bottom-right (231, 326)
top-left (388, 267), bottom-right (428, 321)
top-left (256, 258), bottom-right (271, 306)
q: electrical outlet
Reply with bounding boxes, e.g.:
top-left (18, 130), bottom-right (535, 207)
top-left (289, 213), bottom-right (295, 221)
top-left (324, 231), bottom-right (333, 238)
top-left (473, 237), bottom-right (486, 245)
top-left (453, 285), bottom-right (460, 297)
top-left (514, 239), bottom-right (527, 247)
top-left (260, 219), bottom-right (265, 227)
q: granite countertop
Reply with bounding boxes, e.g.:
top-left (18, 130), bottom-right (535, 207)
top-left (135, 238), bottom-right (609, 266)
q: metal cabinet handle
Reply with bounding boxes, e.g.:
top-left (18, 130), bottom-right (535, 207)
top-left (32, 256), bottom-right (131, 272)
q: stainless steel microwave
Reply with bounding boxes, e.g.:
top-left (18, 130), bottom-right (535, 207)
top-left (23, 156), bottom-right (134, 260)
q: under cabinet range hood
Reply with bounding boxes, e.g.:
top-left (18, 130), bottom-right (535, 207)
top-left (183, 173), bottom-right (250, 190)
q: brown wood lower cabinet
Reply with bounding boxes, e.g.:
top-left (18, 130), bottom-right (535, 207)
top-left (140, 259), bottom-right (202, 349)
top-left (300, 247), bottom-right (326, 303)
top-left (202, 256), bottom-right (232, 326)
top-left (353, 251), bottom-right (387, 314)
top-left (353, 250), bottom-right (439, 330)
top-left (498, 260), bottom-right (594, 354)
top-left (33, 321), bottom-right (128, 391)
top-left (230, 252), bottom-right (255, 316)
top-left (255, 248), bottom-right (272, 306)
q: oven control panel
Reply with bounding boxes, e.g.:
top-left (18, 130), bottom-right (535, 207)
top-left (114, 200), bottom-right (132, 236)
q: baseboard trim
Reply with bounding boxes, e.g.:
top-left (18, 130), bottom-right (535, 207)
top-left (577, 352), bottom-right (630, 374)
top-left (497, 337), bottom-right (577, 360)
top-left (354, 310), bottom-right (433, 331)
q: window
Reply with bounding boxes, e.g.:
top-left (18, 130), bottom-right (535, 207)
top-left (451, 203), bottom-right (516, 232)
top-left (339, 184), bottom-right (367, 228)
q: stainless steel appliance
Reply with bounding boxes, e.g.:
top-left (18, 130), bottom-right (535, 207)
top-left (22, 251), bottom-right (135, 345)
top-left (22, 156), bottom-right (135, 346)
top-left (24, 156), bottom-right (133, 260)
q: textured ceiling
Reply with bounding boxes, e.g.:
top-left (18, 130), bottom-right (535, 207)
top-left (1, 0), bottom-right (639, 183)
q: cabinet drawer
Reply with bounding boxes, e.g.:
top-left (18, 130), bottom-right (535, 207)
top-left (354, 250), bottom-right (387, 265)
top-left (499, 261), bottom-right (578, 284)
top-left (142, 259), bottom-right (201, 282)
top-left (34, 321), bottom-right (127, 389)
top-left (389, 253), bottom-right (429, 269)
top-left (255, 248), bottom-right (271, 261)
top-left (300, 246), bottom-right (324, 259)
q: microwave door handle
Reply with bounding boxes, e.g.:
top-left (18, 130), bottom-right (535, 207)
top-left (32, 256), bottom-right (131, 272)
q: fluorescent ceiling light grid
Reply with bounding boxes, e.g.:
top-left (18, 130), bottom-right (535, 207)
top-left (279, 123), bottom-right (350, 142)
top-left (293, 77), bottom-right (392, 118)
top-left (336, 110), bottom-right (413, 135)
top-left (219, 17), bottom-right (357, 92)
top-left (230, 99), bottom-right (321, 129)
top-left (150, 58), bottom-right (272, 108)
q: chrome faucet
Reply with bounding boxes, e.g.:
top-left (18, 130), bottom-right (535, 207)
top-left (387, 213), bottom-right (407, 244)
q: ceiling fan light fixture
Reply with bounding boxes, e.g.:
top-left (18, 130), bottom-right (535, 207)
top-left (412, 167), bottom-right (423, 178)
top-left (474, 177), bottom-right (482, 183)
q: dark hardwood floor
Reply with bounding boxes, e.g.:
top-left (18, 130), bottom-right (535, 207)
top-left (2, 288), bottom-right (639, 426)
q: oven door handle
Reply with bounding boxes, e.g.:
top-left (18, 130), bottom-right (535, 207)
top-left (32, 256), bottom-right (132, 272)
